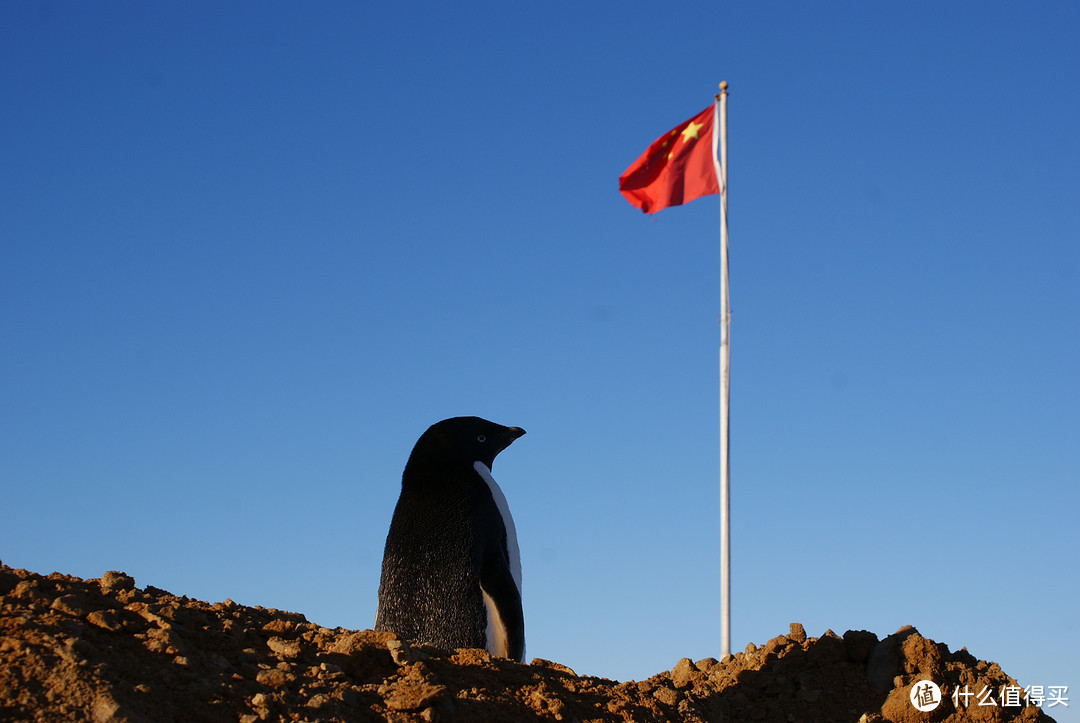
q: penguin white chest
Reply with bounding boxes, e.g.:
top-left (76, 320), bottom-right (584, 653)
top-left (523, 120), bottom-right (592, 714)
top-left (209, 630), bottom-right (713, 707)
top-left (473, 461), bottom-right (522, 592)
top-left (473, 461), bottom-right (523, 660)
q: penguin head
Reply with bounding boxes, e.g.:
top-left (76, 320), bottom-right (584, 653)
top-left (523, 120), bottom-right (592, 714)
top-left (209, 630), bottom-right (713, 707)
top-left (411, 416), bottom-right (525, 471)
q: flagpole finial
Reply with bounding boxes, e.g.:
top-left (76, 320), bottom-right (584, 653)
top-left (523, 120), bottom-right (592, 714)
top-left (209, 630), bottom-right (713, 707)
top-left (715, 81), bottom-right (728, 100)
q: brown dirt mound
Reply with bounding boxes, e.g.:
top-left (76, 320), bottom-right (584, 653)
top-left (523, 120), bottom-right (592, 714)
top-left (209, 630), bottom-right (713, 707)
top-left (0, 563), bottom-right (1055, 722)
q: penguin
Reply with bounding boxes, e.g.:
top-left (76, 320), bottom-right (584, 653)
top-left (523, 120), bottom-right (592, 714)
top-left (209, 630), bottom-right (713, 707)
top-left (374, 416), bottom-right (526, 662)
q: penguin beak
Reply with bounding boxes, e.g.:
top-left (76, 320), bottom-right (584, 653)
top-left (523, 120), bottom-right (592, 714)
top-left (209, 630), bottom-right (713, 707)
top-left (496, 426), bottom-right (526, 453)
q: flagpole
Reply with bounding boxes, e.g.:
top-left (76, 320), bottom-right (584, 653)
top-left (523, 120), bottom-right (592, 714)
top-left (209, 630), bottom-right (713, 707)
top-left (714, 81), bottom-right (731, 660)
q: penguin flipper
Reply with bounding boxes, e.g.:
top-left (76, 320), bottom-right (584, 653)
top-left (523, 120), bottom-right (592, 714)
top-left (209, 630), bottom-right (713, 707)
top-left (479, 552), bottom-right (525, 662)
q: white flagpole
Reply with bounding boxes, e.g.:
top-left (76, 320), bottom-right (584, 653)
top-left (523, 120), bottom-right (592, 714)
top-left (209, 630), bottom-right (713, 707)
top-left (713, 81), bottom-right (731, 660)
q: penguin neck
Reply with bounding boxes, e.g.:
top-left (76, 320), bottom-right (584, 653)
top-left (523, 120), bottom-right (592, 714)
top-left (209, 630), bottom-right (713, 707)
top-left (402, 451), bottom-right (472, 493)
top-left (473, 461), bottom-right (522, 595)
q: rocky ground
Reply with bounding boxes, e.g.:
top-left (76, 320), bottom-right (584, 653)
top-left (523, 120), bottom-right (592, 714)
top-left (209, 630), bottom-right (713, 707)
top-left (0, 563), bottom-right (1057, 722)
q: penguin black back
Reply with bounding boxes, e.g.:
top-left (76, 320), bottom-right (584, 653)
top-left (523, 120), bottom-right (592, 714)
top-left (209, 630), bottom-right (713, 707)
top-left (374, 416), bottom-right (526, 661)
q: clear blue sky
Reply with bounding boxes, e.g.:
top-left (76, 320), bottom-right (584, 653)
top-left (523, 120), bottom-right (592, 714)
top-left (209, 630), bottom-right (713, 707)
top-left (3, 1), bottom-right (1077, 715)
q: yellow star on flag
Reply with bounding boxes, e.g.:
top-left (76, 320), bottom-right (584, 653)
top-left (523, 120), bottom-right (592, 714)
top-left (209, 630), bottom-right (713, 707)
top-left (680, 119), bottom-right (705, 143)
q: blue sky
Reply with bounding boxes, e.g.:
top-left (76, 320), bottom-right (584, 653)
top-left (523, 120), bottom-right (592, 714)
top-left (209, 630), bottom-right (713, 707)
top-left (2, 1), bottom-right (1077, 713)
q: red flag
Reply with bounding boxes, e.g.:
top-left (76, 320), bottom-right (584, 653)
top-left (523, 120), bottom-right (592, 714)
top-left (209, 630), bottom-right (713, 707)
top-left (619, 105), bottom-right (719, 214)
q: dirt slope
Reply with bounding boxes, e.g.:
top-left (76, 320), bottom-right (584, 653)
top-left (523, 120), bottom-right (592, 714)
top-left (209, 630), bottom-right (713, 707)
top-left (0, 564), bottom-right (1056, 722)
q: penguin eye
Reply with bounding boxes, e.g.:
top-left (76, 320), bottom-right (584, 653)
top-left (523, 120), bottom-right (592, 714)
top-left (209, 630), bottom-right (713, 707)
top-left (477, 435), bottom-right (486, 443)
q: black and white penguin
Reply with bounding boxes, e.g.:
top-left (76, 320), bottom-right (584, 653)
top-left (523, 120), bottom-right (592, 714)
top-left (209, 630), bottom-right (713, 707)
top-left (374, 416), bottom-right (526, 662)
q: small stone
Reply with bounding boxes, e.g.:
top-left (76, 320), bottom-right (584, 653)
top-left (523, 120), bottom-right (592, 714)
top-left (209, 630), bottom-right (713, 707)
top-left (13, 580), bottom-right (47, 601)
top-left (99, 571), bottom-right (135, 593)
top-left (91, 691), bottom-right (121, 721)
top-left (670, 657), bottom-right (695, 688)
top-left (86, 609), bottom-right (123, 632)
top-left (806, 631), bottom-right (846, 664)
top-left (305, 694), bottom-right (330, 709)
top-left (385, 681), bottom-right (449, 712)
top-left (267, 637), bottom-right (301, 658)
top-left (144, 626), bottom-right (183, 655)
top-left (763, 635), bottom-right (790, 656)
top-left (528, 658), bottom-right (575, 674)
top-left (50, 595), bottom-right (88, 617)
top-left (788, 622), bottom-right (807, 644)
top-left (386, 639), bottom-right (412, 666)
top-left (694, 657), bottom-right (718, 673)
top-left (256, 668), bottom-right (291, 688)
top-left (843, 629), bottom-right (878, 664)
top-left (653, 687), bottom-right (679, 705)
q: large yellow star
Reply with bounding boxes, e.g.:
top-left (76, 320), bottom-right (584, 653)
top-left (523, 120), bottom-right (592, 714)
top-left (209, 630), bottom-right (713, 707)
top-left (680, 119), bottom-right (705, 143)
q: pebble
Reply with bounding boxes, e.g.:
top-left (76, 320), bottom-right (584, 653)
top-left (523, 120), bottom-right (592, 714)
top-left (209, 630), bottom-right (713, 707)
top-left (305, 694), bottom-right (330, 709)
top-left (86, 610), bottom-right (123, 632)
top-left (267, 637), bottom-right (301, 658)
top-left (255, 668), bottom-right (291, 688)
top-left (99, 571), bottom-right (135, 593)
top-left (695, 657), bottom-right (718, 671)
top-left (386, 639), bottom-right (412, 666)
top-left (670, 657), bottom-right (695, 688)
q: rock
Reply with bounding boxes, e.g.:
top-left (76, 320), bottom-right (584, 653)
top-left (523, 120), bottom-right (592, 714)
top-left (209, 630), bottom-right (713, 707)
top-left (384, 677), bottom-right (448, 711)
top-left (671, 657), bottom-right (695, 688)
top-left (267, 636), bottom-right (301, 658)
top-left (763, 635), bottom-right (791, 656)
top-left (531, 658), bottom-right (576, 675)
top-left (386, 639), bottom-right (413, 666)
top-left (843, 629), bottom-right (879, 664)
top-left (86, 610), bottom-right (123, 632)
top-left (806, 630), bottom-right (846, 664)
top-left (694, 657), bottom-right (718, 673)
top-left (99, 571), bottom-right (135, 593)
top-left (255, 668), bottom-right (292, 687)
top-left (788, 622), bottom-right (807, 644)
top-left (13, 579), bottom-right (49, 602)
top-left (51, 595), bottom-right (89, 617)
